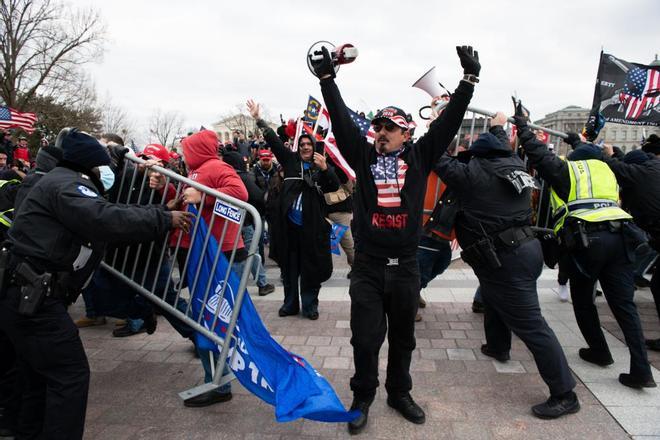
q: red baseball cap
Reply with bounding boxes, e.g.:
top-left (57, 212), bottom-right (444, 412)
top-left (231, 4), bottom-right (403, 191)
top-left (141, 144), bottom-right (170, 162)
top-left (259, 149), bottom-right (273, 159)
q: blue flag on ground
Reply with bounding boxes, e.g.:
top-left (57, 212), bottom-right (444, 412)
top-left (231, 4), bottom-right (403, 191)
top-left (186, 207), bottom-right (358, 423)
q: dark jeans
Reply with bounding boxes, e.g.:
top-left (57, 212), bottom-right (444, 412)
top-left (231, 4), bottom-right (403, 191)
top-left (281, 223), bottom-right (320, 316)
top-left (567, 229), bottom-right (651, 378)
top-left (417, 236), bottom-right (452, 289)
top-left (349, 252), bottom-right (419, 400)
top-left (0, 287), bottom-right (89, 440)
top-left (474, 239), bottom-right (575, 396)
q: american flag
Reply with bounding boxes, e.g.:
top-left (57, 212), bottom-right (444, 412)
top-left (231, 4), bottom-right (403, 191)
top-left (619, 67), bottom-right (660, 119)
top-left (347, 109), bottom-right (375, 144)
top-left (0, 106), bottom-right (37, 133)
top-left (370, 155), bottom-right (407, 208)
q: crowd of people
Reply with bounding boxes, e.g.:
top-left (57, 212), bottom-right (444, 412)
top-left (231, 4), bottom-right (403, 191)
top-left (0, 43), bottom-right (659, 439)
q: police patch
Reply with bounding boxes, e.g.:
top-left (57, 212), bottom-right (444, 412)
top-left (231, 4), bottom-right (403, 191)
top-left (77, 185), bottom-right (98, 197)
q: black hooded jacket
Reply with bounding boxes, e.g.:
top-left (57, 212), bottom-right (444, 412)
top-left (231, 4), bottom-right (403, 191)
top-left (434, 126), bottom-right (534, 247)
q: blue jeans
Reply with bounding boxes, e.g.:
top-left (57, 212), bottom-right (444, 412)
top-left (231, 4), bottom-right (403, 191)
top-left (197, 259), bottom-right (247, 394)
top-left (242, 224), bottom-right (268, 287)
top-left (416, 236), bottom-right (452, 289)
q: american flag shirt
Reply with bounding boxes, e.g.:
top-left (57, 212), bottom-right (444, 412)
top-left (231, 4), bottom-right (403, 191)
top-left (370, 151), bottom-right (408, 208)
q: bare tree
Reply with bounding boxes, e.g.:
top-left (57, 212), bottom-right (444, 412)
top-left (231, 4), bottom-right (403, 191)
top-left (149, 109), bottom-right (184, 147)
top-left (99, 94), bottom-right (137, 142)
top-left (216, 103), bottom-right (275, 140)
top-left (0, 0), bottom-right (106, 109)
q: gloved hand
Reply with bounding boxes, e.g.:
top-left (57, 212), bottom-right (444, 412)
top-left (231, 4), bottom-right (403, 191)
top-left (564, 132), bottom-right (582, 149)
top-left (108, 145), bottom-right (130, 168)
top-left (311, 46), bottom-right (335, 79)
top-left (456, 45), bottom-right (480, 76)
top-left (513, 102), bottom-right (529, 132)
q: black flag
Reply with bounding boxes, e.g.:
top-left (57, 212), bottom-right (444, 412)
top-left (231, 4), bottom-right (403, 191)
top-left (590, 52), bottom-right (660, 127)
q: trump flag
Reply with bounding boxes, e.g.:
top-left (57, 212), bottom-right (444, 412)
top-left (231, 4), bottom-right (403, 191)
top-left (186, 206), bottom-right (358, 423)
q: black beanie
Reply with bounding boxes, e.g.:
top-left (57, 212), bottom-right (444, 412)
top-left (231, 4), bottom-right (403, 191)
top-left (221, 150), bottom-right (245, 171)
top-left (623, 149), bottom-right (650, 165)
top-left (568, 143), bottom-right (602, 161)
top-left (61, 129), bottom-right (111, 170)
top-left (642, 134), bottom-right (660, 155)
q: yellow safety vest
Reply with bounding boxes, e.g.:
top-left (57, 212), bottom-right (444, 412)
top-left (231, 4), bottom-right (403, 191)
top-left (549, 159), bottom-right (631, 233)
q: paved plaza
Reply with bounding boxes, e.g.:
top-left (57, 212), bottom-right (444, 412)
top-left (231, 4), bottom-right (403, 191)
top-left (6, 257), bottom-right (660, 440)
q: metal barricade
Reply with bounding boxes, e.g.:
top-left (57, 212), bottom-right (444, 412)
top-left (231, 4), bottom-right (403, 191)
top-left (100, 153), bottom-right (262, 400)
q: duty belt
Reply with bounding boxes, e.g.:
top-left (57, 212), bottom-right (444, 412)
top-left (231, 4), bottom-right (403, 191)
top-left (493, 226), bottom-right (535, 252)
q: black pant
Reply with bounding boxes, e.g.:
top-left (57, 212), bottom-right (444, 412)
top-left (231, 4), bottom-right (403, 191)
top-left (0, 286), bottom-right (90, 440)
top-left (0, 329), bottom-right (19, 433)
top-left (281, 223), bottom-right (320, 316)
top-left (474, 239), bottom-right (575, 396)
top-left (651, 265), bottom-right (660, 320)
top-left (567, 229), bottom-right (651, 378)
top-left (349, 252), bottom-right (419, 400)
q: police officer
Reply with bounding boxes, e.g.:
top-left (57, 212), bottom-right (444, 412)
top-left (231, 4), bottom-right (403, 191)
top-left (601, 135), bottom-right (660, 352)
top-left (435, 113), bottom-right (579, 419)
top-left (0, 129), bottom-right (193, 439)
top-left (515, 108), bottom-right (655, 389)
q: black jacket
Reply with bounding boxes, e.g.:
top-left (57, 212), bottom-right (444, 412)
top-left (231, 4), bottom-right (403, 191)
top-left (517, 129), bottom-right (571, 200)
top-left (9, 165), bottom-right (172, 296)
top-left (257, 119), bottom-right (340, 285)
top-left (435, 126), bottom-right (533, 247)
top-left (604, 155), bottom-right (660, 229)
top-left (320, 78), bottom-right (473, 257)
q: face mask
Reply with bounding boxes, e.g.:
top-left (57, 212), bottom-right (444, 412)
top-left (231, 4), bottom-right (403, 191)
top-left (98, 165), bottom-right (115, 191)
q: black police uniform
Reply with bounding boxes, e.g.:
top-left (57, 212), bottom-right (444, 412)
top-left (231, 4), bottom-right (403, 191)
top-left (0, 161), bottom-right (173, 439)
top-left (520, 133), bottom-right (653, 384)
top-left (604, 150), bottom-right (660, 344)
top-left (435, 127), bottom-right (576, 400)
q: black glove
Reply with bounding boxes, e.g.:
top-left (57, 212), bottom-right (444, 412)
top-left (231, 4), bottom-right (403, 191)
top-left (456, 45), bottom-right (480, 76)
top-left (513, 102), bottom-right (529, 132)
top-left (612, 146), bottom-right (625, 159)
top-left (564, 132), bottom-right (582, 149)
top-left (310, 46), bottom-right (335, 79)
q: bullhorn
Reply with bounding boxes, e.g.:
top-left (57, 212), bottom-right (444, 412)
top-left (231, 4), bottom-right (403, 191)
top-left (306, 41), bottom-right (359, 77)
top-left (412, 67), bottom-right (451, 120)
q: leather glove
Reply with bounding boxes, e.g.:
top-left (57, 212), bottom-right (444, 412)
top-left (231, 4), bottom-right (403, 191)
top-left (564, 132), bottom-right (582, 149)
top-left (513, 102), bottom-right (529, 132)
top-left (311, 46), bottom-right (335, 79)
top-left (456, 45), bottom-right (480, 76)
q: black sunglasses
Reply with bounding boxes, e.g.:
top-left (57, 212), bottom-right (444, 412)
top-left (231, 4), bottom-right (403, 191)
top-left (372, 121), bottom-right (399, 133)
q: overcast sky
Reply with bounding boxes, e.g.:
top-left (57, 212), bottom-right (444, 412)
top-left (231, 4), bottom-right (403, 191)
top-left (71, 0), bottom-right (660, 143)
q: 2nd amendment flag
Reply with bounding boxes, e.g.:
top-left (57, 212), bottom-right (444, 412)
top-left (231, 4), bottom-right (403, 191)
top-left (592, 52), bottom-right (660, 126)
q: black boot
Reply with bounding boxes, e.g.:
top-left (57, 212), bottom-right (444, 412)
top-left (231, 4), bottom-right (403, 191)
top-left (618, 373), bottom-right (657, 389)
top-left (578, 348), bottom-right (614, 366)
top-left (532, 391), bottom-right (580, 419)
top-left (386, 393), bottom-right (425, 424)
top-left (646, 338), bottom-right (660, 352)
top-left (347, 397), bottom-right (373, 435)
top-left (480, 344), bottom-right (510, 362)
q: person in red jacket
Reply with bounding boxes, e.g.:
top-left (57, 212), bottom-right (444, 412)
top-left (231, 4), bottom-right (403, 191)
top-left (179, 129), bottom-right (249, 407)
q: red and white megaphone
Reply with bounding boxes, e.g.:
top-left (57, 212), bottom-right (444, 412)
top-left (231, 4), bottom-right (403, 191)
top-left (306, 41), bottom-right (359, 76)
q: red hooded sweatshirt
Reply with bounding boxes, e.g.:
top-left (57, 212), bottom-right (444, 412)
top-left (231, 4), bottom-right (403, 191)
top-left (182, 130), bottom-right (248, 254)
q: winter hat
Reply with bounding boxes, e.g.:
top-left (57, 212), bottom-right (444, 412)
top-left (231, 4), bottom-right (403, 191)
top-left (642, 134), bottom-right (660, 155)
top-left (61, 129), bottom-right (111, 170)
top-left (468, 132), bottom-right (510, 157)
top-left (568, 143), bottom-right (602, 161)
top-left (623, 149), bottom-right (651, 165)
top-left (221, 150), bottom-right (245, 171)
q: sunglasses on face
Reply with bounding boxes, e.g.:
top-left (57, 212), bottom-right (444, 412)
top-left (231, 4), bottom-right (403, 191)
top-left (372, 121), bottom-right (399, 133)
